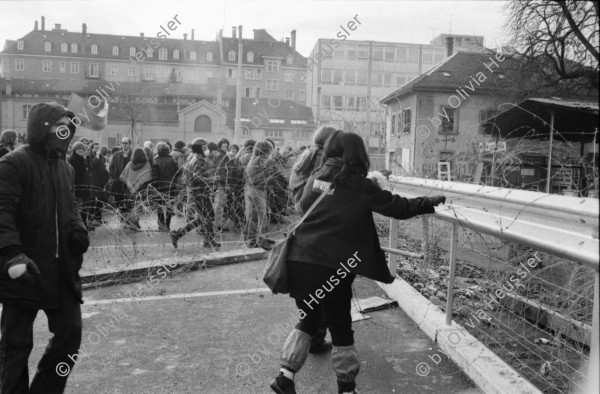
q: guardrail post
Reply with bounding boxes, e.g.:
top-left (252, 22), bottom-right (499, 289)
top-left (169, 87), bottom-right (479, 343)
top-left (422, 216), bottom-right (429, 264)
top-left (588, 270), bottom-right (599, 392)
top-left (445, 222), bottom-right (459, 325)
top-left (389, 218), bottom-right (398, 273)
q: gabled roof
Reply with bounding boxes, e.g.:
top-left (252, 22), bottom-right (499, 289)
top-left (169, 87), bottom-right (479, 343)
top-left (223, 98), bottom-right (314, 127)
top-left (380, 51), bottom-right (520, 104)
top-left (2, 29), bottom-right (221, 65)
top-left (220, 37), bottom-right (306, 68)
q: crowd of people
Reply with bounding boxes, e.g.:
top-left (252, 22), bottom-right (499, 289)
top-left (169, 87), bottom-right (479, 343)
top-left (22, 131), bottom-right (303, 251)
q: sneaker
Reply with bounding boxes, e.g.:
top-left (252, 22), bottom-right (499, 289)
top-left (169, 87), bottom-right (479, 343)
top-left (270, 372), bottom-right (296, 394)
top-left (309, 341), bottom-right (332, 354)
top-left (245, 239), bottom-right (259, 248)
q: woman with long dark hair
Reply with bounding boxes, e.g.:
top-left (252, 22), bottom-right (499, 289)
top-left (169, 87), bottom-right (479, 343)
top-left (270, 131), bottom-right (445, 394)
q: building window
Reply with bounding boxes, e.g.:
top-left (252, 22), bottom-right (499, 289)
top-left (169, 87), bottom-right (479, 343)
top-left (247, 51), bottom-right (254, 62)
top-left (158, 48), bottom-right (167, 60)
top-left (130, 47), bottom-right (136, 56)
top-left (285, 89), bottom-right (293, 99)
top-left (42, 60), bottom-right (52, 72)
top-left (321, 69), bottom-right (333, 83)
top-left (383, 72), bottom-right (393, 87)
top-left (440, 107), bottom-right (457, 133)
top-left (334, 48), bottom-right (344, 59)
top-left (87, 44), bottom-right (96, 54)
top-left (345, 71), bottom-right (356, 85)
top-left (15, 59), bottom-right (24, 71)
top-left (269, 119), bottom-right (285, 124)
top-left (241, 127), bottom-right (250, 136)
top-left (479, 109), bottom-right (496, 133)
top-left (285, 71), bottom-right (294, 82)
top-left (397, 47), bottom-right (407, 62)
top-left (358, 46), bottom-right (369, 58)
top-left (194, 115), bottom-right (212, 132)
top-left (70, 62), bottom-right (79, 74)
top-left (408, 47), bottom-right (419, 63)
top-left (112, 45), bottom-right (119, 56)
top-left (173, 49), bottom-right (179, 59)
top-left (245, 68), bottom-right (262, 80)
top-left (266, 130), bottom-right (283, 138)
top-left (44, 42), bottom-right (51, 52)
top-left (186, 69), bottom-right (193, 79)
top-left (346, 96), bottom-right (356, 110)
top-left (68, 43), bottom-right (76, 53)
top-left (227, 67), bottom-right (237, 79)
top-left (266, 60), bottom-right (279, 73)
top-left (291, 120), bottom-right (308, 125)
top-left (22, 105), bottom-right (31, 120)
top-left (333, 96), bottom-right (343, 110)
top-left (333, 70), bottom-right (343, 85)
top-left (110, 66), bottom-right (119, 75)
top-left (59, 61), bottom-right (66, 73)
top-left (207, 51), bottom-right (213, 62)
top-left (372, 72), bottom-right (383, 87)
top-left (17, 40), bottom-right (24, 50)
top-left (346, 46), bottom-right (357, 60)
top-left (321, 95), bottom-right (331, 109)
top-left (228, 50), bottom-right (236, 62)
top-left (385, 47), bottom-right (395, 61)
top-left (128, 67), bottom-right (135, 76)
top-left (391, 114), bottom-right (396, 135)
top-left (286, 54), bottom-right (293, 65)
top-left (266, 79), bottom-right (278, 91)
top-left (144, 66), bottom-right (156, 80)
top-left (146, 48), bottom-right (153, 58)
top-left (401, 109), bottom-right (412, 133)
top-left (299, 90), bottom-right (306, 101)
top-left (61, 42), bottom-right (68, 52)
top-left (89, 63), bottom-right (99, 77)
top-left (373, 47), bottom-right (384, 60)
top-left (190, 50), bottom-right (197, 60)
top-left (422, 49), bottom-right (433, 64)
top-left (357, 71), bottom-right (368, 85)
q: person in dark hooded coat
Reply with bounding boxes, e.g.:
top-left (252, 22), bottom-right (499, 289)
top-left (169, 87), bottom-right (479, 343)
top-left (0, 102), bottom-right (89, 394)
top-left (152, 142), bottom-right (178, 231)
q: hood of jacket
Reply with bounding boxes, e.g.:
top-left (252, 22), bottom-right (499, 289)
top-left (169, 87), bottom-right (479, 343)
top-left (26, 102), bottom-right (76, 156)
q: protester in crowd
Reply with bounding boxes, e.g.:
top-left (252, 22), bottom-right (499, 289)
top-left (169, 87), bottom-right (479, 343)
top-left (69, 141), bottom-right (93, 230)
top-left (143, 140), bottom-right (155, 162)
top-left (170, 138), bottom-right (219, 249)
top-left (224, 145), bottom-right (246, 230)
top-left (290, 126), bottom-right (337, 212)
top-left (245, 140), bottom-right (278, 250)
top-left (0, 129), bottom-right (18, 158)
top-left (170, 140), bottom-right (188, 215)
top-left (0, 102), bottom-right (89, 394)
top-left (109, 137), bottom-right (134, 228)
top-left (119, 147), bottom-right (153, 231)
top-left (152, 142), bottom-right (178, 232)
top-left (228, 144), bottom-right (239, 159)
top-left (239, 139), bottom-right (256, 167)
top-left (264, 139), bottom-right (290, 225)
top-left (270, 131), bottom-right (446, 394)
top-left (171, 140), bottom-right (187, 167)
top-left (214, 138), bottom-right (231, 231)
top-left (88, 142), bottom-right (110, 227)
top-left (78, 137), bottom-right (89, 146)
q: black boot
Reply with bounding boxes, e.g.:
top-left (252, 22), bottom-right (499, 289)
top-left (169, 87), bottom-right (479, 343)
top-left (170, 229), bottom-right (184, 248)
top-left (270, 372), bottom-right (296, 394)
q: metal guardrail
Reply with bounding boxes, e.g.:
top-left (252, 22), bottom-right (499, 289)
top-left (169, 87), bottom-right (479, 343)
top-left (381, 176), bottom-right (599, 393)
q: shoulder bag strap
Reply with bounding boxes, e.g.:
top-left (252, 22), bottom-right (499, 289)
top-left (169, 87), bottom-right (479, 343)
top-left (289, 183), bottom-right (332, 235)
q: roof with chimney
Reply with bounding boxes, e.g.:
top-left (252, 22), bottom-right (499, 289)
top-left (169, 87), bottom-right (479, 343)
top-left (380, 51), bottom-right (520, 104)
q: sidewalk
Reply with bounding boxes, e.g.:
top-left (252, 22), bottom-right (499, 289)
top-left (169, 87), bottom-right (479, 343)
top-left (29, 258), bottom-right (482, 394)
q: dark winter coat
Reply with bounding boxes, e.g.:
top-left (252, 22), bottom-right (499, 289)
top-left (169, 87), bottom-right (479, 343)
top-left (0, 102), bottom-right (88, 309)
top-left (181, 153), bottom-right (214, 194)
top-left (88, 154), bottom-right (110, 199)
top-left (286, 159), bottom-right (435, 284)
top-left (109, 149), bottom-right (131, 194)
top-left (152, 150), bottom-right (178, 197)
top-left (68, 152), bottom-right (91, 200)
top-left (246, 156), bottom-right (278, 191)
top-left (225, 157), bottom-right (245, 189)
top-left (214, 149), bottom-right (230, 187)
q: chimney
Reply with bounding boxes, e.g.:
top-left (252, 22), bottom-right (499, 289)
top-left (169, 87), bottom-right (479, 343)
top-left (445, 36), bottom-right (454, 57)
top-left (183, 33), bottom-right (187, 40)
top-left (291, 30), bottom-right (296, 50)
top-left (238, 25), bottom-right (242, 39)
top-left (232, 26), bottom-right (237, 38)
top-left (285, 37), bottom-right (290, 46)
top-left (191, 29), bottom-right (195, 40)
top-left (54, 23), bottom-right (61, 31)
top-left (82, 23), bottom-right (87, 35)
top-left (41, 16), bottom-right (45, 31)
top-left (140, 32), bottom-right (144, 38)
top-left (34, 20), bottom-right (38, 31)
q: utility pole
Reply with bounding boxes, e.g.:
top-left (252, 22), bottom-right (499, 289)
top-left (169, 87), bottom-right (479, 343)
top-left (234, 25), bottom-right (243, 145)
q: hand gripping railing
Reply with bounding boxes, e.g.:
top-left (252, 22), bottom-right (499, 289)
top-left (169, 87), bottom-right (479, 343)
top-left (382, 176), bottom-right (599, 392)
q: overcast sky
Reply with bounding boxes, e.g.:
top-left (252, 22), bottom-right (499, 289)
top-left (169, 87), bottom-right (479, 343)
top-left (0, 0), bottom-right (510, 57)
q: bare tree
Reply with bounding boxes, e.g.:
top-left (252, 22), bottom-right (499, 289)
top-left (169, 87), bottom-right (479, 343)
top-left (505, 0), bottom-right (599, 95)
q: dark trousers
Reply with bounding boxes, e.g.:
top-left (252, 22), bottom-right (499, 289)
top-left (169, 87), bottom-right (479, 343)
top-left (289, 261), bottom-right (355, 346)
top-left (225, 186), bottom-right (245, 227)
top-left (0, 283), bottom-right (82, 394)
top-left (179, 189), bottom-right (215, 241)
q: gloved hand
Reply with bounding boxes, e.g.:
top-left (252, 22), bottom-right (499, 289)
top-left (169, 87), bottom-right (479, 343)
top-left (5, 254), bottom-right (41, 285)
top-left (68, 229), bottom-right (90, 254)
top-left (429, 195), bottom-right (446, 206)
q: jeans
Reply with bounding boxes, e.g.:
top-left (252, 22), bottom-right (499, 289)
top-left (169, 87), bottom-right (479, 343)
top-left (0, 280), bottom-right (82, 394)
top-left (176, 187), bottom-right (215, 241)
top-left (244, 185), bottom-right (267, 242)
